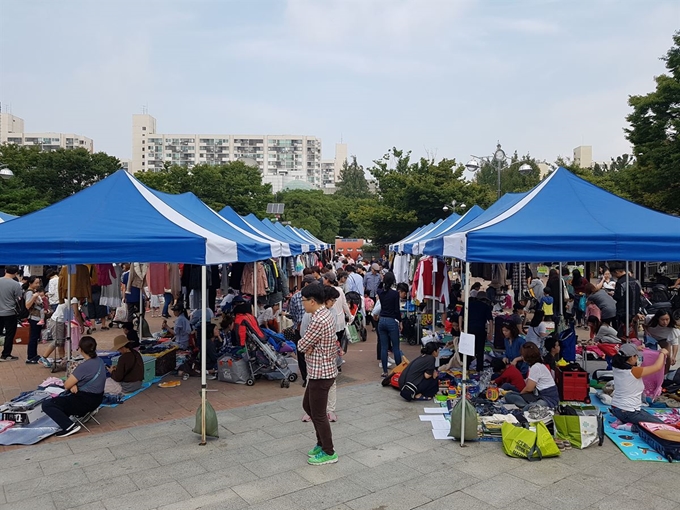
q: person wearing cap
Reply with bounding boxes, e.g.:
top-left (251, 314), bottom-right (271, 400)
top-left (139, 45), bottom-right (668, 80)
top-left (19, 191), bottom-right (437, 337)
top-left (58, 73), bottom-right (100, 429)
top-left (364, 263), bottom-right (381, 299)
top-left (611, 342), bottom-right (668, 429)
top-left (107, 335), bottom-right (144, 393)
top-left (165, 304), bottom-right (191, 349)
top-left (322, 271), bottom-right (351, 346)
top-left (0, 265), bottom-right (23, 361)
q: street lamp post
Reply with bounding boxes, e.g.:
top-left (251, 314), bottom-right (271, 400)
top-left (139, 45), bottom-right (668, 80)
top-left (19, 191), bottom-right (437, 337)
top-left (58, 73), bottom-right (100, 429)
top-left (492, 144), bottom-right (506, 199)
top-left (465, 143), bottom-right (533, 199)
top-left (0, 164), bottom-right (15, 180)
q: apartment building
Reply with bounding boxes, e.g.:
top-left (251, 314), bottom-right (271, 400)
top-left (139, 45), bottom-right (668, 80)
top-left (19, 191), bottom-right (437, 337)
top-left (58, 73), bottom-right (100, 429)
top-left (131, 114), bottom-right (347, 193)
top-left (0, 112), bottom-right (94, 153)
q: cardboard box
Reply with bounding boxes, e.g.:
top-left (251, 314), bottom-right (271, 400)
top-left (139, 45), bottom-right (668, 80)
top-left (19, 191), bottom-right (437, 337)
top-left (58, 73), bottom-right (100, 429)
top-left (13, 327), bottom-right (29, 345)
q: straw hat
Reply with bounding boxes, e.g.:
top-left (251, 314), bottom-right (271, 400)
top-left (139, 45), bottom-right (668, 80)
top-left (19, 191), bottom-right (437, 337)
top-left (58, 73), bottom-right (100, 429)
top-left (112, 335), bottom-right (130, 350)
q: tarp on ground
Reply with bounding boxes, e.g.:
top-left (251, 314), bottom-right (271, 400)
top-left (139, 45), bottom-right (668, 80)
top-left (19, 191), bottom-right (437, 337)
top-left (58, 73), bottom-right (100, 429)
top-left (441, 167), bottom-right (680, 262)
top-left (0, 211), bottom-right (17, 223)
top-left (0, 170), bottom-right (274, 264)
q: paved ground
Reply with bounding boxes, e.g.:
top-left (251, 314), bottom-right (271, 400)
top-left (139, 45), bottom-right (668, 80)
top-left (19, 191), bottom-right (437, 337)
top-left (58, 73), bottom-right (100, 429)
top-left (2, 381), bottom-right (680, 510)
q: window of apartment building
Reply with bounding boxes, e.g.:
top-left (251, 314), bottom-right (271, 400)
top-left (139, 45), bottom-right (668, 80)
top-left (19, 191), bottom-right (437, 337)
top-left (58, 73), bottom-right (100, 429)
top-left (142, 162), bottom-right (145, 166)
top-left (142, 155), bottom-right (145, 159)
top-left (142, 127), bottom-right (146, 131)
top-left (142, 147), bottom-right (145, 151)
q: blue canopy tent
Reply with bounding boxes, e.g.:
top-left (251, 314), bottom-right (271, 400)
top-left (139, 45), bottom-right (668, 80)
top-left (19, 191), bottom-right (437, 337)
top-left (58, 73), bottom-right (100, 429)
top-left (242, 214), bottom-right (312, 253)
top-left (389, 220), bottom-right (444, 253)
top-left (263, 219), bottom-right (316, 250)
top-left (218, 206), bottom-right (305, 255)
top-left (421, 193), bottom-right (527, 257)
top-left (284, 224), bottom-right (329, 250)
top-left (410, 206), bottom-right (484, 256)
top-left (0, 170), bottom-right (279, 442)
top-left (0, 211), bottom-right (17, 223)
top-left (155, 192), bottom-right (293, 259)
top-left (439, 168), bottom-right (680, 262)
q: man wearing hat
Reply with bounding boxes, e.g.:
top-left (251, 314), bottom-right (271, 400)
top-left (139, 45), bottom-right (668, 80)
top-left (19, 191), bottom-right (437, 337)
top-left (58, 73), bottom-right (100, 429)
top-left (364, 263), bottom-right (381, 300)
top-left (107, 335), bottom-right (144, 393)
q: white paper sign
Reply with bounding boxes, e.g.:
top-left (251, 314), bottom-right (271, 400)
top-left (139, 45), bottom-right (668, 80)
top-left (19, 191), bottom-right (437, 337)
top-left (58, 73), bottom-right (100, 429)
top-left (459, 332), bottom-right (475, 356)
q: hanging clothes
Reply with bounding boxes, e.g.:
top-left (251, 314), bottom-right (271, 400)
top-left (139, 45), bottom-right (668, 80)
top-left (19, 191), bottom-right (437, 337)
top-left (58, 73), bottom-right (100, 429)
top-left (58, 265), bottom-right (92, 303)
top-left (393, 254), bottom-right (411, 284)
top-left (411, 256), bottom-right (450, 307)
top-left (128, 263), bottom-right (149, 290)
top-left (100, 264), bottom-right (123, 308)
top-left (96, 264), bottom-right (116, 287)
top-left (241, 262), bottom-right (268, 296)
top-left (220, 264), bottom-right (230, 293)
top-left (147, 263), bottom-right (169, 296)
top-left (168, 263), bottom-right (181, 298)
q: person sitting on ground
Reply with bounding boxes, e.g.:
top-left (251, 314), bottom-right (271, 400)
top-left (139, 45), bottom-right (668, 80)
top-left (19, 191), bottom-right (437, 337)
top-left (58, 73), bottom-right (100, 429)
top-left (490, 356), bottom-right (526, 392)
top-left (398, 342), bottom-right (440, 401)
top-left (611, 343), bottom-right (668, 430)
top-left (510, 302), bottom-right (527, 332)
top-left (525, 310), bottom-right (549, 354)
top-left (121, 321), bottom-right (140, 349)
top-left (107, 335), bottom-right (144, 393)
top-left (643, 309), bottom-right (679, 372)
top-left (190, 306), bottom-right (215, 329)
top-left (504, 343), bottom-right (560, 410)
top-left (542, 335), bottom-right (561, 373)
top-left (501, 321), bottom-right (527, 375)
top-left (469, 282), bottom-right (482, 298)
top-left (42, 336), bottom-right (105, 437)
top-left (166, 304), bottom-right (191, 349)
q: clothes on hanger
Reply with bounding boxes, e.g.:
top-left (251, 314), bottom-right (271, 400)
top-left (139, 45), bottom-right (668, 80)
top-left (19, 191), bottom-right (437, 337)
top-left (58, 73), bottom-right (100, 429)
top-left (58, 265), bottom-right (92, 302)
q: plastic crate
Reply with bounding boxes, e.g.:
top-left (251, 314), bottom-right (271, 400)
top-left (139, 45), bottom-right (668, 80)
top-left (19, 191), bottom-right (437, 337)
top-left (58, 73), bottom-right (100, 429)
top-left (149, 347), bottom-right (178, 376)
top-left (111, 354), bottom-right (156, 383)
top-left (556, 366), bottom-right (589, 402)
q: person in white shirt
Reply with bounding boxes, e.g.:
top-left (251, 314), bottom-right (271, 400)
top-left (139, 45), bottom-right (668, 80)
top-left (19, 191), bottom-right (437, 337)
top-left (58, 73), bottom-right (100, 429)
top-left (47, 270), bottom-right (60, 311)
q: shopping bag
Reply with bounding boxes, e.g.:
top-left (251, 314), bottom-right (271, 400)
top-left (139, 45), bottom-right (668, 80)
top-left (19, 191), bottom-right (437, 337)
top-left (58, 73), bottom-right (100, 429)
top-left (346, 324), bottom-right (360, 344)
top-left (114, 305), bottom-right (128, 322)
top-left (554, 414), bottom-right (599, 449)
top-left (448, 398), bottom-right (478, 441)
top-left (502, 421), bottom-right (560, 460)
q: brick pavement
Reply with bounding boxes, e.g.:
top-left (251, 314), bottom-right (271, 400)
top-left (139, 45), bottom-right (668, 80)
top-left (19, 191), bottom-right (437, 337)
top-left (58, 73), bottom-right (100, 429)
top-left (0, 316), bottom-right (424, 452)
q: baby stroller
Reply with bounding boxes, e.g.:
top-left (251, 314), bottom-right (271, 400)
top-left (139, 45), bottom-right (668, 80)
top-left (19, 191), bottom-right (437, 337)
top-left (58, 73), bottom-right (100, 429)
top-left (244, 324), bottom-right (297, 388)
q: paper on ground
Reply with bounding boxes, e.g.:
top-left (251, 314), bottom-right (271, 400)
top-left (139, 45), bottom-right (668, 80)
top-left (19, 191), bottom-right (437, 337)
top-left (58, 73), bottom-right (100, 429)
top-left (432, 429), bottom-right (452, 440)
top-left (420, 415), bottom-right (447, 422)
top-left (424, 407), bottom-right (448, 414)
top-left (431, 420), bottom-right (450, 430)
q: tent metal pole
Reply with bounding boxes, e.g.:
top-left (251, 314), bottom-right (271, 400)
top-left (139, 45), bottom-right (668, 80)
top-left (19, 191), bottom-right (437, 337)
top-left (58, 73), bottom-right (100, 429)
top-left (432, 257), bottom-right (436, 333)
top-left (625, 261), bottom-right (630, 340)
top-left (200, 265), bottom-right (207, 446)
top-left (461, 261), bottom-right (471, 447)
top-left (138, 264), bottom-right (143, 353)
top-left (559, 262), bottom-right (563, 327)
top-left (253, 262), bottom-right (257, 315)
top-left (67, 265), bottom-right (72, 362)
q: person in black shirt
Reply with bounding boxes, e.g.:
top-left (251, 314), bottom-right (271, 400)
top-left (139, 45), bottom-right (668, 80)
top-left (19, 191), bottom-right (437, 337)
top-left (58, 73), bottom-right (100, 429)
top-left (377, 272), bottom-right (403, 377)
top-left (398, 342), bottom-right (439, 401)
top-left (464, 291), bottom-right (493, 372)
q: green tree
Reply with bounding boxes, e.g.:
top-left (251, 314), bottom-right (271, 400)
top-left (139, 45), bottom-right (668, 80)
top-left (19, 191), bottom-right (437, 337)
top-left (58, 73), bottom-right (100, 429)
top-left (335, 156), bottom-right (370, 198)
top-left (278, 189), bottom-right (342, 242)
top-left (355, 148), bottom-right (494, 246)
top-left (474, 151), bottom-right (542, 196)
top-left (135, 161), bottom-right (273, 216)
top-left (0, 145), bottom-right (120, 214)
top-left (624, 31), bottom-right (680, 214)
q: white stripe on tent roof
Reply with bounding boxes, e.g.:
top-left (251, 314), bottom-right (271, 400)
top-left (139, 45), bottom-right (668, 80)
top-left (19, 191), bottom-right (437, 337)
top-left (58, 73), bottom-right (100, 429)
top-left (126, 173), bottom-right (239, 264)
top-left (412, 213), bottom-right (471, 256)
top-left (443, 170), bottom-right (559, 260)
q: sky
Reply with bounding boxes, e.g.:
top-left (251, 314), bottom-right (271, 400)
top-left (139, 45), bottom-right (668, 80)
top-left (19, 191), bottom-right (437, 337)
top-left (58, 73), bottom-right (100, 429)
top-left (1, 0), bottom-right (678, 169)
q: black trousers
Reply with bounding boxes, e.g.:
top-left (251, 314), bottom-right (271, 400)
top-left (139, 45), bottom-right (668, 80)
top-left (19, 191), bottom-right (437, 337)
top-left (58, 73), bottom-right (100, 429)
top-left (466, 329), bottom-right (487, 372)
top-left (0, 314), bottom-right (17, 357)
top-left (42, 392), bottom-right (103, 430)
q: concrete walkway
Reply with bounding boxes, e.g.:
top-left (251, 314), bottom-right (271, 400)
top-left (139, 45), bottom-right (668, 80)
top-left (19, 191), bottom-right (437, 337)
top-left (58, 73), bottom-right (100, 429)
top-left (1, 382), bottom-right (679, 510)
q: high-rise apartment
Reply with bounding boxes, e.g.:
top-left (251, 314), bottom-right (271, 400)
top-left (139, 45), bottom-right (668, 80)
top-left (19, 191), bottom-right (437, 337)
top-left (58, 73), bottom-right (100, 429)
top-left (131, 114), bottom-right (343, 193)
top-left (0, 112), bottom-right (94, 153)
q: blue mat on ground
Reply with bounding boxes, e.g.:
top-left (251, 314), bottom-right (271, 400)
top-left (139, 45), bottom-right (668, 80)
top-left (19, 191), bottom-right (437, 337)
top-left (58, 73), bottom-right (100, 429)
top-left (591, 393), bottom-right (679, 462)
top-left (0, 415), bottom-right (60, 446)
top-left (101, 375), bottom-right (166, 408)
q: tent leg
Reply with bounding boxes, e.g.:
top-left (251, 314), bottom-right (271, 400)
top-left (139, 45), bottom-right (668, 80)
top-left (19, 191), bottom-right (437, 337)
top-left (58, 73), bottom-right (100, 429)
top-left (625, 261), bottom-right (630, 340)
top-left (200, 265), bottom-right (207, 446)
top-left (253, 262), bottom-right (257, 315)
top-left (461, 261), bottom-right (471, 447)
top-left (67, 266), bottom-right (72, 363)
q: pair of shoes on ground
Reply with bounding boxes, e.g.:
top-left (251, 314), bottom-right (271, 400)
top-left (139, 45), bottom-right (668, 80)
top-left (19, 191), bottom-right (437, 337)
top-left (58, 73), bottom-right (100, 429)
top-left (0, 355), bottom-right (19, 362)
top-left (25, 357), bottom-right (41, 365)
top-left (55, 422), bottom-right (82, 438)
top-left (307, 445), bottom-right (338, 465)
top-left (301, 412), bottom-right (338, 423)
top-left (554, 439), bottom-right (572, 451)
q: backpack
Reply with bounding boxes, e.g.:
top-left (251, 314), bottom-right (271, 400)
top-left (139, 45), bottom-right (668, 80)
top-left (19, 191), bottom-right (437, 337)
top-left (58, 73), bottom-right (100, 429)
top-left (15, 295), bottom-right (29, 321)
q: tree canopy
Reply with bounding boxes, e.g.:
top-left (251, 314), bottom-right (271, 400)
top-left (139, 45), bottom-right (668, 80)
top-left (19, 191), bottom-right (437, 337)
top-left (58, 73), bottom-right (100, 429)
top-left (335, 156), bottom-right (370, 198)
top-left (0, 145), bottom-right (120, 215)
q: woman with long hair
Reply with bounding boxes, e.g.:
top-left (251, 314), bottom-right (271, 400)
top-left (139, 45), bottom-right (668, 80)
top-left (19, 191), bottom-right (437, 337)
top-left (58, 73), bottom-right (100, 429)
top-left (377, 272), bottom-right (402, 377)
top-left (643, 309), bottom-right (679, 372)
top-left (23, 276), bottom-right (44, 364)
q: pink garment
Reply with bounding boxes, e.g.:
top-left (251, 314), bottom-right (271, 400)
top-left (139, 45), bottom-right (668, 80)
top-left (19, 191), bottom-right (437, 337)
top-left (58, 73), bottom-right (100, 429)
top-left (70, 320), bottom-right (81, 351)
top-left (96, 264), bottom-right (116, 287)
top-left (586, 303), bottom-right (601, 320)
top-left (641, 348), bottom-right (664, 400)
top-left (147, 263), bottom-right (170, 295)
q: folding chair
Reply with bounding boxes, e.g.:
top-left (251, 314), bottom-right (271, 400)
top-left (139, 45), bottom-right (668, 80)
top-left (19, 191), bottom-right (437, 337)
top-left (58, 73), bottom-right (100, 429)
top-left (70, 407), bottom-right (101, 433)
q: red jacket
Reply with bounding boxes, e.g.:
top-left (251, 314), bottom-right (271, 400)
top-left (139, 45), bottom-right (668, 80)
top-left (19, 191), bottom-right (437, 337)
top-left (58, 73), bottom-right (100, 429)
top-left (233, 313), bottom-right (264, 347)
top-left (495, 365), bottom-right (526, 391)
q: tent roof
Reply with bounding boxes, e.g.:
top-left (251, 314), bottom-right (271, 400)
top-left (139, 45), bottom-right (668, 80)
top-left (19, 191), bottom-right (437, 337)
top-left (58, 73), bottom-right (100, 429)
top-left (0, 170), bottom-right (262, 265)
top-left (443, 167), bottom-right (680, 262)
top-left (154, 191), bottom-right (292, 259)
top-left (411, 205), bottom-right (484, 256)
top-left (292, 226), bottom-right (329, 250)
top-left (390, 220), bottom-right (444, 252)
top-left (217, 206), bottom-right (304, 255)
top-left (0, 211), bottom-right (17, 223)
